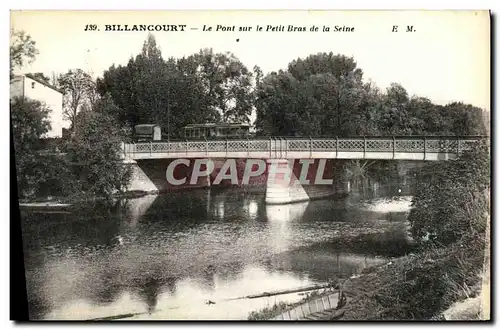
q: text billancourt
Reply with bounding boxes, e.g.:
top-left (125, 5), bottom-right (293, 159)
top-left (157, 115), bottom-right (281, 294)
top-left (105, 25), bottom-right (187, 32)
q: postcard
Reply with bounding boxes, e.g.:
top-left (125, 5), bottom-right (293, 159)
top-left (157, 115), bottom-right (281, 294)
top-left (10, 10), bottom-right (491, 321)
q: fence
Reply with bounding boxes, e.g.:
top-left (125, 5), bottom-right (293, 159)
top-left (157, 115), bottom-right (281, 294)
top-left (123, 136), bottom-right (483, 157)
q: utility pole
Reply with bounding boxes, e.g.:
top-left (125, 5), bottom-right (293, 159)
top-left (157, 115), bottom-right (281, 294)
top-left (167, 84), bottom-right (171, 142)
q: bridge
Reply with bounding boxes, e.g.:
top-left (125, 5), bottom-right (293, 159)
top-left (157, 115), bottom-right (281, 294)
top-left (122, 136), bottom-right (483, 161)
top-left (121, 136), bottom-right (486, 205)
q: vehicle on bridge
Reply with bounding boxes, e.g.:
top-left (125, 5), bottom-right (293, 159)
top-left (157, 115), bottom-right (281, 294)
top-left (133, 124), bottom-right (162, 142)
top-left (183, 123), bottom-right (251, 139)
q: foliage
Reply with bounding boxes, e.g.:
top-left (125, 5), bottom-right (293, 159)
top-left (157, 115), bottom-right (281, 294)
top-left (254, 52), bottom-right (488, 138)
top-left (340, 241), bottom-right (484, 320)
top-left (11, 97), bottom-right (53, 198)
top-left (10, 30), bottom-right (39, 79)
top-left (62, 96), bottom-right (132, 199)
top-left (96, 38), bottom-right (488, 140)
top-left (97, 34), bottom-right (254, 138)
top-left (408, 140), bottom-right (490, 246)
top-left (248, 302), bottom-right (289, 320)
top-left (57, 69), bottom-right (96, 130)
top-left (27, 72), bottom-right (51, 84)
top-left (255, 53), bottom-right (371, 137)
top-left (180, 48), bottom-right (255, 123)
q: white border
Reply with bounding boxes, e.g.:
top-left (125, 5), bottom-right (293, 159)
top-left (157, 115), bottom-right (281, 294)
top-left (3, 1), bottom-right (498, 329)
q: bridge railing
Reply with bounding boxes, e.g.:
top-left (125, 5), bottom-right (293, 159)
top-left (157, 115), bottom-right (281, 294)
top-left (123, 136), bottom-right (485, 156)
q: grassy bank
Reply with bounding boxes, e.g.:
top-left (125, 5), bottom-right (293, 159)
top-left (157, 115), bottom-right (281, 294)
top-left (18, 189), bottom-right (157, 208)
top-left (247, 236), bottom-right (486, 321)
top-left (340, 237), bottom-right (485, 320)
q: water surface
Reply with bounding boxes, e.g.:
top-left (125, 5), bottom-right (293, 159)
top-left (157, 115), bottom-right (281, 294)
top-left (21, 180), bottom-right (413, 320)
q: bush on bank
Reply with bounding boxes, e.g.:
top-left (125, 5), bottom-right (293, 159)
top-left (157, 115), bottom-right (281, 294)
top-left (62, 96), bottom-right (132, 200)
top-left (12, 96), bottom-right (131, 202)
top-left (338, 238), bottom-right (485, 320)
top-left (11, 97), bottom-right (53, 199)
top-left (408, 140), bottom-right (490, 246)
top-left (348, 140), bottom-right (490, 320)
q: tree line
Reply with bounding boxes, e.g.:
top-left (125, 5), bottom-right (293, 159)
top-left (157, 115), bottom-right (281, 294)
top-left (13, 32), bottom-right (489, 140)
top-left (255, 54), bottom-right (488, 137)
top-left (95, 34), bottom-right (488, 138)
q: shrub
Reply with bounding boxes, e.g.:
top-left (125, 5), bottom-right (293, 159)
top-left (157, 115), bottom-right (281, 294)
top-left (408, 140), bottom-right (490, 246)
top-left (11, 97), bottom-right (53, 199)
top-left (63, 97), bottom-right (132, 199)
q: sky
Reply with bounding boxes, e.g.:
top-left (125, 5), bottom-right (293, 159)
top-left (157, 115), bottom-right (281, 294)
top-left (10, 10), bottom-right (491, 112)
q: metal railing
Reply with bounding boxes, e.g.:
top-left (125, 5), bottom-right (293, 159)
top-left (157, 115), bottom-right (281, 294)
top-left (123, 136), bottom-right (486, 158)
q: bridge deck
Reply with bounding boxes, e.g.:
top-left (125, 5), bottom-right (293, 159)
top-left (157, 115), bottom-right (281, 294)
top-left (123, 137), bottom-right (482, 160)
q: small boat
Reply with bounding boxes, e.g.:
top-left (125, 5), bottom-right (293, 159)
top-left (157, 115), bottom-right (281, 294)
top-left (18, 202), bottom-right (73, 213)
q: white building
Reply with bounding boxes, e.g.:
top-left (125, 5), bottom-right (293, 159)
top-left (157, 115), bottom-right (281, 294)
top-left (10, 74), bottom-right (68, 139)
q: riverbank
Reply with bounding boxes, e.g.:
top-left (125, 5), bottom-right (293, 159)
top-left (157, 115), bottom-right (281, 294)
top-left (248, 237), bottom-right (487, 320)
top-left (339, 239), bottom-right (485, 320)
top-left (18, 189), bottom-right (158, 211)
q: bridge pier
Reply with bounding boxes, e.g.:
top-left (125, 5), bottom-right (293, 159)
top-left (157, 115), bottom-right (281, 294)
top-left (264, 159), bottom-right (352, 205)
top-left (265, 159), bottom-right (310, 205)
top-left (201, 174), bottom-right (211, 188)
top-left (332, 163), bottom-right (351, 198)
top-left (122, 158), bottom-right (159, 194)
top-left (334, 179), bottom-right (351, 197)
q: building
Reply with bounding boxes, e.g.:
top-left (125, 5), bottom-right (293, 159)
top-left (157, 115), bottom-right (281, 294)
top-left (10, 74), bottom-right (68, 139)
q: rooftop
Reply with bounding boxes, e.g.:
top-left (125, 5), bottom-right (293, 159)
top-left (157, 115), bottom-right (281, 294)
top-left (12, 74), bottom-right (64, 94)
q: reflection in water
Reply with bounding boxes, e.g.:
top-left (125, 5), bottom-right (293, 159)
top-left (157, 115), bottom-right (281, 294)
top-left (135, 276), bottom-right (161, 314)
top-left (21, 179), bottom-right (413, 320)
top-left (266, 202), bottom-right (309, 223)
top-left (121, 194), bottom-right (158, 229)
top-left (265, 202), bottom-right (309, 254)
top-left (216, 201), bottom-right (225, 220)
top-left (246, 200), bottom-right (259, 220)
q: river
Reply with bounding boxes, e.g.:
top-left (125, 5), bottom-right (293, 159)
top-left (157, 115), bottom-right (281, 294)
top-left (20, 177), bottom-right (415, 320)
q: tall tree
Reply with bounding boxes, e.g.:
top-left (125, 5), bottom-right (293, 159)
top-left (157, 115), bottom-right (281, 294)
top-left (97, 35), bottom-right (252, 138)
top-left (10, 30), bottom-right (39, 79)
top-left (11, 97), bottom-right (52, 198)
top-left (63, 96), bottom-right (131, 198)
top-left (58, 69), bottom-right (96, 131)
top-left (183, 48), bottom-right (254, 123)
top-left (443, 102), bottom-right (487, 136)
top-left (377, 83), bottom-right (413, 135)
top-left (255, 71), bottom-right (304, 136)
top-left (255, 53), bottom-right (367, 137)
top-left (97, 34), bottom-right (170, 129)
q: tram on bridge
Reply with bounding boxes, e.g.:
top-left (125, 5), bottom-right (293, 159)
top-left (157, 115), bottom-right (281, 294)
top-left (132, 123), bottom-right (251, 141)
top-left (183, 123), bottom-right (251, 139)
